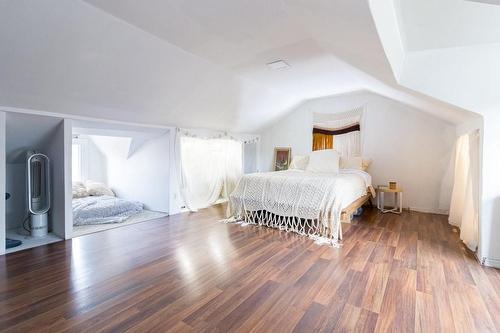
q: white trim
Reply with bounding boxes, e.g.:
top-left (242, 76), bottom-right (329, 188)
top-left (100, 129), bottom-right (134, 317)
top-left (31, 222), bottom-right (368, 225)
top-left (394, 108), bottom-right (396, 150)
top-left (0, 105), bottom-right (175, 131)
top-left (408, 206), bottom-right (449, 215)
top-left (481, 257), bottom-right (500, 268)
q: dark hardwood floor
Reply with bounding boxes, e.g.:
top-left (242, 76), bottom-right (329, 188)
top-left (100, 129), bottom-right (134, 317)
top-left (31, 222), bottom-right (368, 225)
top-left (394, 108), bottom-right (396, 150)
top-left (0, 204), bottom-right (499, 332)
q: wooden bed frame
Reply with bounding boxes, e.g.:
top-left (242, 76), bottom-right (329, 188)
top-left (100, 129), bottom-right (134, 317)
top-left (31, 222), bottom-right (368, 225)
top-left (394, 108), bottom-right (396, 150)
top-left (340, 192), bottom-right (372, 223)
top-left (338, 192), bottom-right (372, 240)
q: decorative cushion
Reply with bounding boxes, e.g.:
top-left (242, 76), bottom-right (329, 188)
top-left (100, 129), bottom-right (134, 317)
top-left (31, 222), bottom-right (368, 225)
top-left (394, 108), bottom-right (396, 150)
top-left (72, 182), bottom-right (89, 198)
top-left (306, 149), bottom-right (340, 173)
top-left (340, 156), bottom-right (371, 171)
top-left (289, 155), bottom-right (309, 170)
top-left (340, 156), bottom-right (363, 170)
top-left (362, 158), bottom-right (372, 171)
top-left (86, 181), bottom-right (115, 197)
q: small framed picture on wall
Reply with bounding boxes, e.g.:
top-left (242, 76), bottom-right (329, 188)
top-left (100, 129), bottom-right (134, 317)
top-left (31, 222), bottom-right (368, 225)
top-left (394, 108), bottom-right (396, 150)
top-left (273, 147), bottom-right (291, 171)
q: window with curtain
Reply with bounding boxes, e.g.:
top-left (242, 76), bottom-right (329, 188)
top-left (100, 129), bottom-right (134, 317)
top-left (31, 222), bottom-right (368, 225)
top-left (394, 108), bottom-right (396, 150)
top-left (449, 131), bottom-right (479, 251)
top-left (312, 107), bottom-right (363, 157)
top-left (312, 131), bottom-right (334, 151)
top-left (72, 137), bottom-right (89, 182)
top-left (180, 136), bottom-right (243, 211)
top-left (72, 143), bottom-right (82, 182)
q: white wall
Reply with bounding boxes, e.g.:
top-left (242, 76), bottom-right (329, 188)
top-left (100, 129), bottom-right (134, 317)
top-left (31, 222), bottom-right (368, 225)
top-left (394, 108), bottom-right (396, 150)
top-left (63, 119), bottom-right (73, 239)
top-left (244, 142), bottom-right (258, 173)
top-left (97, 134), bottom-right (170, 213)
top-left (5, 164), bottom-right (25, 230)
top-left (0, 111), bottom-right (5, 254)
top-left (259, 91), bottom-right (456, 214)
top-left (43, 120), bottom-right (71, 239)
top-left (169, 130), bottom-right (183, 215)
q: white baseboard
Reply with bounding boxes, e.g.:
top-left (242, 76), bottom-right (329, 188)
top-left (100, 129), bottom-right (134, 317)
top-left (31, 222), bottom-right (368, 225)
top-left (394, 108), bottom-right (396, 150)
top-left (481, 257), bottom-right (500, 268)
top-left (408, 206), bottom-right (449, 215)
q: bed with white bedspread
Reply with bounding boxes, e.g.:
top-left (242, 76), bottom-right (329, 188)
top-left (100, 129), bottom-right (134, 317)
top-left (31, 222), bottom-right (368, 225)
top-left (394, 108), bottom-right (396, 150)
top-left (227, 169), bottom-right (374, 247)
top-left (73, 195), bottom-right (144, 226)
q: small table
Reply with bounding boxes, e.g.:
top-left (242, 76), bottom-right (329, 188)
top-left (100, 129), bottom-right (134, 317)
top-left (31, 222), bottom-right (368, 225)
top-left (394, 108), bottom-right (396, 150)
top-left (377, 186), bottom-right (403, 214)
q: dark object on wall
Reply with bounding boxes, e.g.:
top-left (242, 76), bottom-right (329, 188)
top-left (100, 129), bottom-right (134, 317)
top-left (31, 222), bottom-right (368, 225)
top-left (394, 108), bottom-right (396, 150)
top-left (5, 193), bottom-right (10, 200)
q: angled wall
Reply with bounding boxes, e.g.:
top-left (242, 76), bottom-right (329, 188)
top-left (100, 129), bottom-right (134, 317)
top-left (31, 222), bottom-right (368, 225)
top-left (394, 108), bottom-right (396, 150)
top-left (259, 91), bottom-right (456, 214)
top-left (370, 0), bottom-right (497, 265)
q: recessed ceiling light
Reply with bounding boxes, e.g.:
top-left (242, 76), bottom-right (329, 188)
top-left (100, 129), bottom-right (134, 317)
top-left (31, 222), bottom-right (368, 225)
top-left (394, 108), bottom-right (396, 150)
top-left (266, 60), bottom-right (290, 70)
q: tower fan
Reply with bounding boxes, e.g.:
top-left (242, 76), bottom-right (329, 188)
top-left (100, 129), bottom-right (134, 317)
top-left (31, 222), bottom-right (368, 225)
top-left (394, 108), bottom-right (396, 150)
top-left (27, 152), bottom-right (50, 237)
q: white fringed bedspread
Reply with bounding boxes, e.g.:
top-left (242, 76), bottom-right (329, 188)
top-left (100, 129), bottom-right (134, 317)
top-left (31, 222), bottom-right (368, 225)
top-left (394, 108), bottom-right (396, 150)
top-left (227, 169), bottom-right (371, 247)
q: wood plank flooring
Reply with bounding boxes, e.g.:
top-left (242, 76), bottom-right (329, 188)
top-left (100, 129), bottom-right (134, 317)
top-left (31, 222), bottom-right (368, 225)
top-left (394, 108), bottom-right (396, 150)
top-left (0, 204), bottom-right (499, 332)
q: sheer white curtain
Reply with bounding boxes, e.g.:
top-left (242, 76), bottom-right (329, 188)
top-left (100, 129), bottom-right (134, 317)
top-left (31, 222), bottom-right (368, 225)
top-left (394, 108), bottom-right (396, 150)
top-left (449, 131), bottom-right (479, 251)
top-left (332, 132), bottom-right (361, 158)
top-left (180, 136), bottom-right (243, 211)
top-left (313, 106), bottom-right (363, 158)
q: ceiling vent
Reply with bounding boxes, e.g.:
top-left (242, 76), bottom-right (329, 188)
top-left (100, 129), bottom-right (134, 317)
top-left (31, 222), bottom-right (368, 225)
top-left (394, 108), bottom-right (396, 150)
top-left (266, 60), bottom-right (290, 70)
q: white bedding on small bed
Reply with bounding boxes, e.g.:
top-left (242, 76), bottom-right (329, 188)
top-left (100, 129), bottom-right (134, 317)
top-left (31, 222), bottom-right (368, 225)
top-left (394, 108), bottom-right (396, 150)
top-left (73, 195), bottom-right (144, 226)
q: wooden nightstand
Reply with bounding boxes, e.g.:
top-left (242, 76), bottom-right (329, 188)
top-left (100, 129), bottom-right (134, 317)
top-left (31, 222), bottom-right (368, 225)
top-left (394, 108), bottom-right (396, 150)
top-left (377, 185), bottom-right (403, 214)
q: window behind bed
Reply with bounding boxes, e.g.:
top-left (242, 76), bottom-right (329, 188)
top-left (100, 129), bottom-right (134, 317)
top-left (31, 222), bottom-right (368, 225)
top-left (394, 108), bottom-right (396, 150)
top-left (72, 142), bottom-right (83, 182)
top-left (312, 106), bottom-right (363, 158)
top-left (72, 136), bottom-right (89, 182)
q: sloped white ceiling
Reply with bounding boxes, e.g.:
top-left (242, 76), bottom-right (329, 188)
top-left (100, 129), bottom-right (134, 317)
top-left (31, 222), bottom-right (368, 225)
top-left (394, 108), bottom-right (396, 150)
top-left (372, 0), bottom-right (500, 113)
top-left (396, 0), bottom-right (500, 51)
top-left (73, 120), bottom-right (169, 158)
top-left (0, 0), bottom-right (475, 133)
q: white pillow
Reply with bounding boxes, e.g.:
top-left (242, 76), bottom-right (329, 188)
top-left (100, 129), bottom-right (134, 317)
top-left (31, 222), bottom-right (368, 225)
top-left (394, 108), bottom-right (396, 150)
top-left (289, 155), bottom-right (309, 170)
top-left (340, 156), bottom-right (363, 170)
top-left (86, 181), bottom-right (115, 197)
top-left (306, 149), bottom-right (340, 173)
top-left (72, 182), bottom-right (89, 198)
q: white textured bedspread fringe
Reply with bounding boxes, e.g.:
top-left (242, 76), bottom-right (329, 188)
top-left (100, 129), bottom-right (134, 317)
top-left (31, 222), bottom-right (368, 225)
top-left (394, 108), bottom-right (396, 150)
top-left (223, 210), bottom-right (342, 248)
top-left (226, 171), bottom-right (353, 248)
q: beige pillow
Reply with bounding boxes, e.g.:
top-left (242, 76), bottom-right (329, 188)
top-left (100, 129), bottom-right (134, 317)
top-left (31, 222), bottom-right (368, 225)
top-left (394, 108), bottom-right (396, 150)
top-left (306, 149), bottom-right (340, 173)
top-left (72, 182), bottom-right (89, 198)
top-left (340, 156), bottom-right (363, 170)
top-left (361, 159), bottom-right (372, 171)
top-left (340, 156), bottom-right (372, 171)
top-left (86, 181), bottom-right (115, 197)
top-left (289, 155), bottom-right (309, 170)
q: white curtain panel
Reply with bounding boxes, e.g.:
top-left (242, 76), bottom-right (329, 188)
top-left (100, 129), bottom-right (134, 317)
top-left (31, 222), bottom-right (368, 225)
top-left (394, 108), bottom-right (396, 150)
top-left (180, 136), bottom-right (243, 211)
top-left (332, 131), bottom-right (361, 158)
top-left (449, 132), bottom-right (479, 251)
top-left (313, 106), bottom-right (364, 158)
